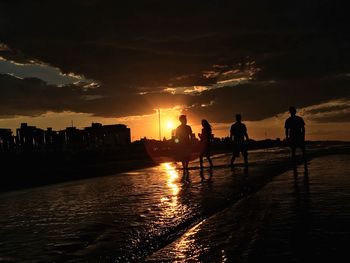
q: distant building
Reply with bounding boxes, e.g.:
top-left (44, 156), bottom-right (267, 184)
top-left (64, 126), bottom-right (85, 149)
top-left (84, 123), bottom-right (131, 147)
top-left (0, 128), bottom-right (13, 152)
top-left (44, 128), bottom-right (65, 151)
top-left (84, 123), bottom-right (104, 147)
top-left (103, 124), bottom-right (131, 145)
top-left (45, 128), bottom-right (55, 146)
top-left (16, 123), bottom-right (45, 152)
top-left (1, 122), bottom-right (131, 153)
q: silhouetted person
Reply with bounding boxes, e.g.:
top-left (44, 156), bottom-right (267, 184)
top-left (230, 114), bottom-right (249, 170)
top-left (175, 115), bottom-right (193, 181)
top-left (285, 106), bottom-right (306, 164)
top-left (198, 119), bottom-right (213, 170)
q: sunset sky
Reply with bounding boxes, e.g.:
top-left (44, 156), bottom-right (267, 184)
top-left (0, 1), bottom-right (349, 141)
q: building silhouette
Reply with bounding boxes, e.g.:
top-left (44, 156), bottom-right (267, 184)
top-left (0, 128), bottom-right (13, 152)
top-left (84, 123), bottom-right (131, 147)
top-left (16, 123), bottom-right (45, 152)
top-left (0, 122), bottom-right (131, 153)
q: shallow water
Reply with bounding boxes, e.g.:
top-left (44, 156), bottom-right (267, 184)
top-left (148, 154), bottom-right (350, 262)
top-left (0, 146), bottom-right (348, 262)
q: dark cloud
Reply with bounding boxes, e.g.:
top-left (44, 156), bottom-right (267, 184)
top-left (302, 99), bottom-right (350, 123)
top-left (1, 0), bottom-right (350, 122)
top-left (185, 75), bottom-right (350, 123)
top-left (310, 111), bottom-right (350, 123)
top-left (0, 73), bottom-right (188, 118)
top-left (304, 102), bottom-right (350, 115)
top-left (0, 74), bottom-right (84, 117)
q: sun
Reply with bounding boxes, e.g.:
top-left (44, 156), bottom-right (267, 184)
top-left (166, 120), bottom-right (175, 130)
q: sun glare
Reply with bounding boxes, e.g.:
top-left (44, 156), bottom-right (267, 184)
top-left (166, 120), bottom-right (174, 130)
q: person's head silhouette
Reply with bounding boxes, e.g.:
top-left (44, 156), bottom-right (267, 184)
top-left (201, 119), bottom-right (210, 128)
top-left (289, 106), bottom-right (297, 116)
top-left (179, 115), bottom-right (187, 125)
top-left (236, 114), bottom-right (242, 123)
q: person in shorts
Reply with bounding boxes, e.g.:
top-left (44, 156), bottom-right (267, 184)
top-left (285, 106), bottom-right (306, 163)
top-left (175, 115), bottom-right (193, 180)
top-left (230, 114), bottom-right (249, 170)
top-left (198, 119), bottom-right (213, 170)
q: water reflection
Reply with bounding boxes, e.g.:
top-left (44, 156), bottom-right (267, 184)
top-left (162, 163), bottom-right (180, 196)
top-left (2, 149), bottom-right (337, 262)
top-left (159, 163), bottom-right (180, 219)
top-left (174, 220), bottom-right (206, 260)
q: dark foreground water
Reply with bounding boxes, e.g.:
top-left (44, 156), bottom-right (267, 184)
top-left (148, 154), bottom-right (350, 262)
top-left (0, 145), bottom-right (349, 262)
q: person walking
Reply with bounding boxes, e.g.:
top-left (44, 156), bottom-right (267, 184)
top-left (285, 106), bottom-right (306, 164)
top-left (175, 115), bottom-right (193, 181)
top-left (230, 114), bottom-right (249, 170)
top-left (198, 119), bottom-right (213, 170)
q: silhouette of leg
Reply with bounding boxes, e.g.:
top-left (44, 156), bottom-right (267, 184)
top-left (181, 161), bottom-right (187, 177)
top-left (199, 156), bottom-right (204, 170)
top-left (291, 147), bottom-right (296, 163)
top-left (230, 153), bottom-right (236, 167)
top-left (301, 146), bottom-right (309, 174)
top-left (185, 161), bottom-right (190, 182)
top-left (184, 161), bottom-right (189, 171)
top-left (207, 155), bottom-right (213, 169)
top-left (293, 165), bottom-right (298, 179)
top-left (301, 145), bottom-right (307, 166)
top-left (230, 155), bottom-right (236, 168)
top-left (208, 168), bottom-right (213, 180)
top-left (243, 151), bottom-right (248, 170)
top-left (199, 169), bottom-right (204, 182)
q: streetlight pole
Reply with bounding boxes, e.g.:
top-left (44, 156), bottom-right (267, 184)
top-left (158, 109), bottom-right (161, 141)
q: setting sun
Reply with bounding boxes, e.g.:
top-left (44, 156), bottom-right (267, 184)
top-left (166, 120), bottom-right (175, 130)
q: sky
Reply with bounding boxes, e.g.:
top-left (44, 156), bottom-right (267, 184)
top-left (0, 0), bottom-right (349, 141)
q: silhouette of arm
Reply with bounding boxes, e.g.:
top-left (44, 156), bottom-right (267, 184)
top-left (301, 126), bottom-right (305, 140)
top-left (285, 120), bottom-right (289, 140)
top-left (244, 125), bottom-right (249, 140)
top-left (301, 119), bottom-right (305, 140)
top-left (188, 126), bottom-right (193, 141)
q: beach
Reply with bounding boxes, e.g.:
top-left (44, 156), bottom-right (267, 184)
top-left (0, 144), bottom-right (349, 262)
top-left (147, 154), bottom-right (350, 262)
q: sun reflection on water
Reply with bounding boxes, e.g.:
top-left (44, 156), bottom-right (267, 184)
top-left (159, 162), bottom-right (180, 219)
top-left (162, 162), bottom-right (180, 196)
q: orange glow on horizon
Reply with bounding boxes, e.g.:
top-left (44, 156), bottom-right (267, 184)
top-left (0, 108), bottom-right (349, 141)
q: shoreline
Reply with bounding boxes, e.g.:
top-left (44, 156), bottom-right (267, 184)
top-left (0, 157), bottom-right (157, 193)
top-left (1, 142), bottom-right (349, 194)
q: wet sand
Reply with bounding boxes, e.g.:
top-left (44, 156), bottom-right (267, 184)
top-left (147, 154), bottom-right (350, 262)
top-left (0, 145), bottom-right (349, 262)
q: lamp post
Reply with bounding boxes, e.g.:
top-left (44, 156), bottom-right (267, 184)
top-left (158, 109), bottom-right (161, 141)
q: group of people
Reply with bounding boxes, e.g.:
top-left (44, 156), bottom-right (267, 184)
top-left (174, 106), bottom-right (306, 179)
